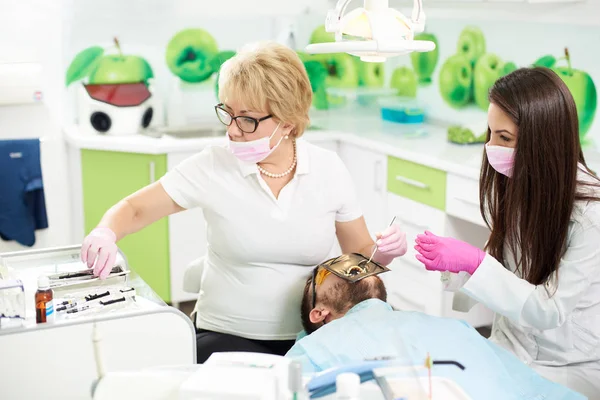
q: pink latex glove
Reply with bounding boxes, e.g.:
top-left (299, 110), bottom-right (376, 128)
top-left (374, 224), bottom-right (407, 264)
top-left (414, 231), bottom-right (485, 275)
top-left (80, 227), bottom-right (118, 279)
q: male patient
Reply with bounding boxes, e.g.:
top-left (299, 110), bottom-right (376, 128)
top-left (285, 265), bottom-right (585, 400)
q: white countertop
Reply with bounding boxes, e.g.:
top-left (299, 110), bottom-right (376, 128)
top-left (63, 108), bottom-right (600, 181)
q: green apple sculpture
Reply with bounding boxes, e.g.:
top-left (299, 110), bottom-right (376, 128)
top-left (456, 26), bottom-right (486, 67)
top-left (66, 38), bottom-right (153, 86)
top-left (304, 60), bottom-right (329, 110)
top-left (165, 28), bottom-right (219, 83)
top-left (356, 58), bottom-right (385, 87)
top-left (473, 53), bottom-right (504, 111)
top-left (534, 48), bottom-right (597, 138)
top-left (308, 25), bottom-right (359, 89)
top-left (309, 24), bottom-right (335, 44)
top-left (502, 61), bottom-right (518, 76)
top-left (410, 32), bottom-right (439, 85)
top-left (391, 66), bottom-right (418, 98)
top-left (438, 54), bottom-right (472, 108)
top-left (211, 51), bottom-right (237, 100)
top-left (322, 54), bottom-right (359, 88)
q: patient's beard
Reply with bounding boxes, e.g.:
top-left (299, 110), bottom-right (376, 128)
top-left (325, 276), bottom-right (387, 316)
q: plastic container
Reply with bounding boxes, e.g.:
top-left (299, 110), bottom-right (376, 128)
top-left (379, 97), bottom-right (424, 124)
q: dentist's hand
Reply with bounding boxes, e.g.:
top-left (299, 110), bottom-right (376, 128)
top-left (414, 231), bottom-right (485, 275)
top-left (80, 227), bottom-right (118, 279)
top-left (374, 224), bottom-right (407, 264)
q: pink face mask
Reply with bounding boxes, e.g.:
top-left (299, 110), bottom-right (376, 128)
top-left (227, 122), bottom-right (283, 163)
top-left (485, 143), bottom-right (515, 177)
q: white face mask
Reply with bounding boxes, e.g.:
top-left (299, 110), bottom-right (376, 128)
top-left (227, 122), bottom-right (283, 163)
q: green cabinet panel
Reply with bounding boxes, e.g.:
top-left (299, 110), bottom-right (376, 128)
top-left (81, 149), bottom-right (171, 302)
top-left (387, 156), bottom-right (447, 211)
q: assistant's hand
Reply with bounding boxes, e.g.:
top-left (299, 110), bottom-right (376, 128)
top-left (414, 231), bottom-right (485, 275)
top-left (80, 227), bottom-right (118, 279)
top-left (374, 224), bottom-right (407, 264)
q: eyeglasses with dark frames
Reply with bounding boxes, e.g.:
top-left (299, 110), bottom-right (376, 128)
top-left (311, 266), bottom-right (333, 310)
top-left (214, 103), bottom-right (272, 134)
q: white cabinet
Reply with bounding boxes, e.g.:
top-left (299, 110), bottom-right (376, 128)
top-left (167, 151), bottom-right (207, 304)
top-left (383, 193), bottom-right (447, 315)
top-left (337, 142), bottom-right (388, 233)
top-left (445, 173), bottom-right (486, 228)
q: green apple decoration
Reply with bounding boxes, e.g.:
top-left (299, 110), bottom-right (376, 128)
top-left (502, 61), bottom-right (518, 76)
top-left (66, 38), bottom-right (153, 86)
top-left (448, 125), bottom-right (487, 144)
top-left (355, 58), bottom-right (385, 87)
top-left (306, 53), bottom-right (358, 89)
top-left (307, 25), bottom-right (359, 89)
top-left (438, 54), bottom-right (472, 109)
top-left (309, 24), bottom-right (335, 45)
top-left (325, 54), bottom-right (359, 88)
top-left (534, 48), bottom-right (597, 137)
top-left (165, 28), bottom-right (219, 83)
top-left (391, 66), bottom-right (418, 98)
top-left (209, 50), bottom-right (236, 74)
top-left (456, 26), bottom-right (486, 67)
top-left (211, 51), bottom-right (237, 100)
top-left (296, 51), bottom-right (311, 62)
top-left (410, 32), bottom-right (439, 85)
top-left (473, 53), bottom-right (504, 111)
top-left (304, 60), bottom-right (329, 110)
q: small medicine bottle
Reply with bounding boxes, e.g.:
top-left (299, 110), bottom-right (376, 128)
top-left (35, 275), bottom-right (54, 323)
top-left (336, 372), bottom-right (360, 400)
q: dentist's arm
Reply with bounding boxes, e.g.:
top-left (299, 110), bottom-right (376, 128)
top-left (336, 218), bottom-right (407, 266)
top-left (98, 182), bottom-right (184, 240)
top-left (82, 148), bottom-right (215, 279)
top-left (81, 182), bottom-right (184, 278)
top-left (415, 213), bottom-right (600, 330)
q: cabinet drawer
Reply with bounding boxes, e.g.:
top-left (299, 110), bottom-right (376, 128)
top-left (383, 261), bottom-right (443, 316)
top-left (446, 173), bottom-right (486, 227)
top-left (387, 156), bottom-right (447, 211)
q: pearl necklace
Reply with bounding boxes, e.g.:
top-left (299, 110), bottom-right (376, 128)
top-left (257, 140), bottom-right (297, 179)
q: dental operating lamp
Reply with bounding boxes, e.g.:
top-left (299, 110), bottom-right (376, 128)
top-left (305, 0), bottom-right (436, 62)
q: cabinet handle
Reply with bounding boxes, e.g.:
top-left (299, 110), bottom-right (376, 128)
top-left (149, 161), bottom-right (156, 184)
top-left (395, 175), bottom-right (429, 190)
top-left (374, 160), bottom-right (383, 192)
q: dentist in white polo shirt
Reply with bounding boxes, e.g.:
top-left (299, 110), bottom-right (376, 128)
top-left (79, 41), bottom-right (408, 363)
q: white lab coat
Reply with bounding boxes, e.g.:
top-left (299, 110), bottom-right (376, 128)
top-left (444, 171), bottom-right (600, 399)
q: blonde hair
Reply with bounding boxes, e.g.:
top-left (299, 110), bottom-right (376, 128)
top-left (218, 41), bottom-right (312, 138)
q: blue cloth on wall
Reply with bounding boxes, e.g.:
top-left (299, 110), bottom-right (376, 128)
top-left (0, 139), bottom-right (48, 247)
top-left (286, 299), bottom-right (586, 400)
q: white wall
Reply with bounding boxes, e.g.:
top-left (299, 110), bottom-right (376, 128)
top-left (0, 0), bottom-right (71, 253)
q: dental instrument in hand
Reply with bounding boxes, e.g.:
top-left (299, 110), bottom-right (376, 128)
top-left (365, 216), bottom-right (397, 265)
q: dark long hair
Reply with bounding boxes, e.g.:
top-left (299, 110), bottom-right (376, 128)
top-left (480, 67), bottom-right (600, 285)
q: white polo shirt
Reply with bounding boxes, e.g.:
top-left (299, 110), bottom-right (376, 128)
top-left (159, 138), bottom-right (362, 340)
